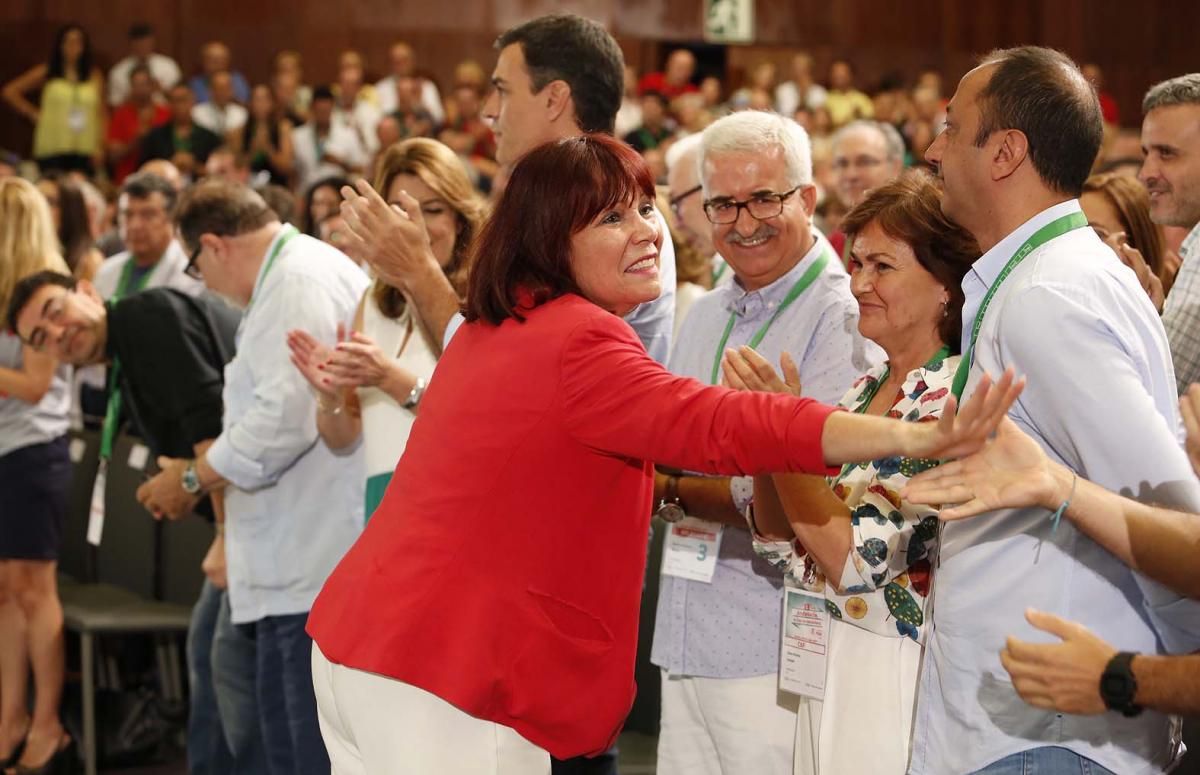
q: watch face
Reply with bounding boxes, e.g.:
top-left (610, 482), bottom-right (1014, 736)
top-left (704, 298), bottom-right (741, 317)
top-left (1101, 673), bottom-right (1133, 702)
top-left (657, 503), bottom-right (687, 524)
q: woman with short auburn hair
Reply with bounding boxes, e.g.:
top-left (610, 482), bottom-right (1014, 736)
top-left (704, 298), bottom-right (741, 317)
top-left (723, 169), bottom-right (980, 775)
top-left (305, 135), bottom-right (1019, 773)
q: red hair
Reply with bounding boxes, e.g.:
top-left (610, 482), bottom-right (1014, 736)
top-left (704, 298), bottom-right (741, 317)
top-left (464, 134), bottom-right (655, 325)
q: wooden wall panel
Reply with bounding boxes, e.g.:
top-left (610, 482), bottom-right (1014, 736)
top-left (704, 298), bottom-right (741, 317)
top-left (1, 0), bottom-right (1197, 159)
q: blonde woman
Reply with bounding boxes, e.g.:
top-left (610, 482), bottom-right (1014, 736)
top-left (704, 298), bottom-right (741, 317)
top-left (288, 138), bottom-right (485, 519)
top-left (0, 178), bottom-right (74, 772)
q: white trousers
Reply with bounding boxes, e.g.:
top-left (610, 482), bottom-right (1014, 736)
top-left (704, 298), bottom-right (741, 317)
top-left (656, 670), bottom-right (799, 775)
top-left (311, 644), bottom-right (551, 775)
top-left (793, 620), bottom-right (922, 775)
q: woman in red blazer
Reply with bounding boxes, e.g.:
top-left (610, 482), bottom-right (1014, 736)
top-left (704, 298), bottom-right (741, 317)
top-left (306, 134), bottom-right (1020, 774)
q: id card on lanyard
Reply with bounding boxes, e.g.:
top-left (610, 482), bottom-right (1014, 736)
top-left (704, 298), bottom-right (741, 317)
top-left (663, 248), bottom-right (832, 584)
top-left (779, 587), bottom-right (829, 699)
top-left (87, 260), bottom-right (154, 545)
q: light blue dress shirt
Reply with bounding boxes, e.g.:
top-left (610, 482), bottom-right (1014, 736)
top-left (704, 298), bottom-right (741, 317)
top-left (443, 207), bottom-right (677, 365)
top-left (910, 201), bottom-right (1200, 775)
top-left (650, 232), bottom-right (882, 678)
top-left (207, 229), bottom-right (370, 625)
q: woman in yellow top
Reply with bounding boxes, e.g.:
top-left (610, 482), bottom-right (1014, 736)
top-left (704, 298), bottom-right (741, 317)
top-left (3, 24), bottom-right (106, 175)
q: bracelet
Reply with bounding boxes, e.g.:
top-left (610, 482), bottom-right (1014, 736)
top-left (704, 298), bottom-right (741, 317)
top-left (1050, 472), bottom-right (1078, 534)
top-left (402, 377), bottom-right (427, 410)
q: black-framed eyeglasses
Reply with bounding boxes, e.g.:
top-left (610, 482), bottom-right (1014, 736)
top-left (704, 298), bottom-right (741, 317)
top-left (703, 186), bottom-right (803, 225)
top-left (184, 242), bottom-right (203, 280)
top-left (669, 184), bottom-right (703, 218)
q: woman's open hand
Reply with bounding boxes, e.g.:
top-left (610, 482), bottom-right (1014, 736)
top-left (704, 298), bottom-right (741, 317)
top-left (905, 368), bottom-right (1024, 462)
top-left (720, 346), bottom-right (802, 396)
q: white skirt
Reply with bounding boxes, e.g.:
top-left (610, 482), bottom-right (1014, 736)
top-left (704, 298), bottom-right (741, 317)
top-left (311, 644), bottom-right (551, 775)
top-left (793, 620), bottom-right (923, 775)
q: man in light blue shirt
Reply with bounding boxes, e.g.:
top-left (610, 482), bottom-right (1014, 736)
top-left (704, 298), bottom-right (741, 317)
top-left (140, 180), bottom-right (368, 774)
top-left (917, 46), bottom-right (1200, 775)
top-left (650, 110), bottom-right (880, 774)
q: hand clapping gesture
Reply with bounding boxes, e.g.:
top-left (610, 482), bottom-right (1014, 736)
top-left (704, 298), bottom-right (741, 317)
top-left (338, 179), bottom-right (443, 292)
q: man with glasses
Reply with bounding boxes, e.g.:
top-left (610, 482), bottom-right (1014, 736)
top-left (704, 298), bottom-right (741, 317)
top-left (649, 110), bottom-right (880, 775)
top-left (828, 120), bottom-right (905, 259)
top-left (666, 133), bottom-right (730, 287)
top-left (2, 270), bottom-right (262, 775)
top-left (94, 172), bottom-right (204, 300)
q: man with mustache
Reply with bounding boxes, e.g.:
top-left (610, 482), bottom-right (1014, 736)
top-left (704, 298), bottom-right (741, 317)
top-left (1145, 74), bottom-right (1200, 393)
top-left (649, 110), bottom-right (880, 775)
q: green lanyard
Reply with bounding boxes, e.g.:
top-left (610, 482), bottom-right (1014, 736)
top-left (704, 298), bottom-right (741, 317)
top-left (710, 249), bottom-right (830, 384)
top-left (99, 260), bottom-right (155, 460)
top-left (949, 211), bottom-right (1088, 399)
top-left (246, 225), bottom-right (298, 312)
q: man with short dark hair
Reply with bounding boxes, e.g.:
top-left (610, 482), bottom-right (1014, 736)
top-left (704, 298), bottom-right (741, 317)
top-left (342, 12), bottom-right (677, 370)
top-left (293, 86), bottom-right (367, 193)
top-left (1143, 73), bottom-right (1200, 393)
top-left (138, 180), bottom-right (368, 774)
top-left (140, 83), bottom-right (223, 179)
top-left (918, 47), bottom-right (1200, 775)
top-left (107, 22), bottom-right (181, 106)
top-left (5, 270), bottom-right (260, 775)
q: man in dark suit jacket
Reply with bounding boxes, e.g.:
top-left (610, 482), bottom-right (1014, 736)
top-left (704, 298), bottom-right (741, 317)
top-left (140, 82), bottom-right (222, 179)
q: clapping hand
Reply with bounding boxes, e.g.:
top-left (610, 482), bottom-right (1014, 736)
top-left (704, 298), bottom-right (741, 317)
top-left (338, 179), bottom-right (443, 291)
top-left (721, 346), bottom-right (802, 396)
top-left (1104, 231), bottom-right (1164, 313)
top-left (287, 325), bottom-right (341, 399)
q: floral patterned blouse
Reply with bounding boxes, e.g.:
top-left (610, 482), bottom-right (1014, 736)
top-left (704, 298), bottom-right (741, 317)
top-left (751, 351), bottom-right (960, 644)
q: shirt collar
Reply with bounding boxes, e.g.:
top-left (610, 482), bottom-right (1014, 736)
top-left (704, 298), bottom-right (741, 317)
top-left (967, 199), bottom-right (1083, 290)
top-left (721, 230), bottom-right (832, 319)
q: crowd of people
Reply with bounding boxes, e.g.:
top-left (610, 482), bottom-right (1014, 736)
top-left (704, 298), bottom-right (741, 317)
top-left (0, 10), bottom-right (1199, 775)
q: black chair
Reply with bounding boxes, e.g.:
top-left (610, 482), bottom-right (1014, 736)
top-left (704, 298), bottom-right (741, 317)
top-left (58, 433), bottom-right (193, 775)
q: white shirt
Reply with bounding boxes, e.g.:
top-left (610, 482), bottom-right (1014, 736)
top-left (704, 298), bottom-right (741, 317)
top-left (93, 240), bottom-right (205, 300)
top-left (292, 122), bottom-right (368, 193)
top-left (108, 53), bottom-right (182, 106)
top-left (206, 228), bottom-right (370, 623)
top-left (775, 81), bottom-right (828, 116)
top-left (191, 102), bottom-right (247, 137)
top-left (333, 100), bottom-right (383, 156)
top-left (910, 200), bottom-right (1200, 775)
top-left (375, 76), bottom-right (445, 125)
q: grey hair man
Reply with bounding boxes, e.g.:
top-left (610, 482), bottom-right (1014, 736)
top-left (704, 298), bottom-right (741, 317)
top-left (831, 119), bottom-right (905, 209)
top-left (650, 110), bottom-right (879, 775)
top-left (1143, 73), bottom-right (1200, 393)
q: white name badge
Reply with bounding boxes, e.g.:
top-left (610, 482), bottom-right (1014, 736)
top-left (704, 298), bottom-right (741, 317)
top-left (661, 517), bottom-right (723, 583)
top-left (86, 459), bottom-right (108, 546)
top-left (780, 587), bottom-right (828, 700)
top-left (67, 106), bottom-right (87, 133)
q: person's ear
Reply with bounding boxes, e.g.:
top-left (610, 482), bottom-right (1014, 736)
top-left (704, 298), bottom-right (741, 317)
top-left (543, 80), bottom-right (572, 125)
top-left (991, 129), bottom-right (1029, 183)
top-left (799, 184), bottom-right (818, 218)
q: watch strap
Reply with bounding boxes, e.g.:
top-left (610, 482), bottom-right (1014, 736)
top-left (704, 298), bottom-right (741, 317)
top-left (1101, 651), bottom-right (1142, 717)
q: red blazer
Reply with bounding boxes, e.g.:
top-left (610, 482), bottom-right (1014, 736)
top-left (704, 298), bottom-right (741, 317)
top-left (307, 294), bottom-right (838, 759)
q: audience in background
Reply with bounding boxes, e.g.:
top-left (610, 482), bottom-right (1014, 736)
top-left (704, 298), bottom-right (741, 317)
top-left (189, 41), bottom-right (250, 105)
top-left (293, 86), bottom-right (367, 193)
top-left (3, 24), bottom-right (106, 175)
top-left (36, 173), bottom-right (103, 281)
top-left (191, 71), bottom-right (248, 137)
top-left (140, 83), bottom-right (222, 180)
top-left (107, 22), bottom-right (181, 106)
top-left (823, 59), bottom-right (874, 127)
top-left (229, 83), bottom-right (295, 187)
top-left (639, 49), bottom-right (698, 99)
top-left (376, 41), bottom-right (445, 125)
top-left (106, 64), bottom-right (170, 184)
